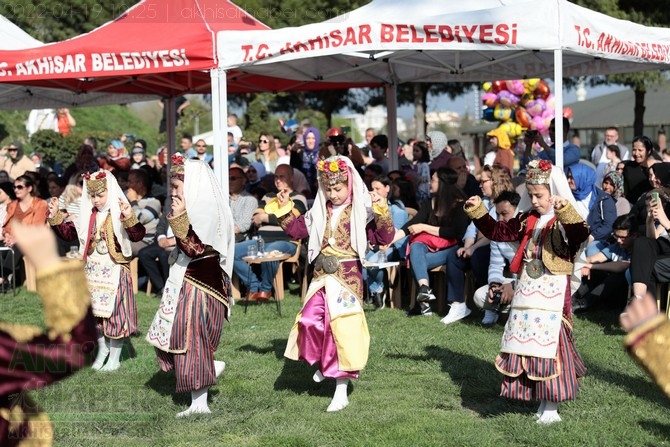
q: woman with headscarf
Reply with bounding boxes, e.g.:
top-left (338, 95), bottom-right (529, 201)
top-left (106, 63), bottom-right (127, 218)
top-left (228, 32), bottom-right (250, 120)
top-left (465, 159), bottom-right (589, 425)
top-left (0, 142), bottom-right (35, 181)
top-left (601, 170), bottom-right (631, 217)
top-left (567, 164), bottom-right (616, 254)
top-left (47, 170), bottom-right (145, 372)
top-left (146, 154), bottom-right (234, 418)
top-left (301, 126), bottom-right (320, 194)
top-left (245, 161), bottom-right (268, 201)
top-left (267, 155), bottom-right (394, 412)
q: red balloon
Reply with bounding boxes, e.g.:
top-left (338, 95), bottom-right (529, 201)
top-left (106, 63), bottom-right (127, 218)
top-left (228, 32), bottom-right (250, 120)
top-left (515, 108), bottom-right (531, 128)
top-left (563, 107), bottom-right (573, 119)
top-left (491, 80), bottom-right (506, 93)
top-left (534, 80), bottom-right (550, 99)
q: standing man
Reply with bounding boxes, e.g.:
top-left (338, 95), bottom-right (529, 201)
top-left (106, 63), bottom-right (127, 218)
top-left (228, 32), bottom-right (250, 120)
top-left (158, 96), bottom-right (190, 133)
top-left (591, 126), bottom-right (630, 185)
top-left (369, 135), bottom-right (390, 174)
top-left (192, 139), bottom-right (213, 165)
top-left (526, 117), bottom-right (581, 169)
top-left (180, 133), bottom-right (197, 159)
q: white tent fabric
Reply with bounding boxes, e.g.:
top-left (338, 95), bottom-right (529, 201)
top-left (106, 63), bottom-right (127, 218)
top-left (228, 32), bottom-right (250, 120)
top-left (215, 0), bottom-right (670, 169)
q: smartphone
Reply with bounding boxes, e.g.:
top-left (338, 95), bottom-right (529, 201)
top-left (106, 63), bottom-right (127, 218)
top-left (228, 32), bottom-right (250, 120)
top-left (652, 192), bottom-right (660, 202)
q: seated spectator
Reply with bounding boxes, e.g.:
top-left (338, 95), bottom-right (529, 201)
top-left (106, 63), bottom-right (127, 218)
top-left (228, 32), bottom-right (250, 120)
top-left (390, 168), bottom-right (469, 317)
top-left (363, 164), bottom-right (384, 190)
top-left (245, 161), bottom-right (268, 202)
top-left (626, 161), bottom-right (670, 235)
top-left (572, 214), bottom-right (637, 313)
top-left (137, 200), bottom-right (174, 296)
top-left (427, 131), bottom-right (451, 171)
top-left (233, 164), bottom-right (307, 301)
top-left (126, 169), bottom-right (161, 256)
top-left (629, 188), bottom-right (670, 300)
top-left (623, 135), bottom-right (657, 204)
top-left (47, 176), bottom-right (67, 199)
top-left (567, 163), bottom-right (616, 256)
top-left (98, 140), bottom-right (131, 174)
top-left (369, 135), bottom-right (390, 174)
top-left (601, 170), bottom-right (631, 216)
top-left (471, 190), bottom-right (521, 325)
top-left (229, 166), bottom-right (258, 242)
top-left (446, 165), bottom-right (515, 325)
top-left (1, 175), bottom-right (48, 284)
top-left (447, 157), bottom-right (481, 198)
top-left (364, 175), bottom-right (409, 308)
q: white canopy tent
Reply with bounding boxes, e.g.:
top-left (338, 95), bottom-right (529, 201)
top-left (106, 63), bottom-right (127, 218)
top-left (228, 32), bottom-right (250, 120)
top-left (215, 0), bottom-right (670, 171)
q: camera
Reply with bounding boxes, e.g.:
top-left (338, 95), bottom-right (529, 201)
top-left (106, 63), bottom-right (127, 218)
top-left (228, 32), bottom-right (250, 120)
top-left (485, 282), bottom-right (503, 311)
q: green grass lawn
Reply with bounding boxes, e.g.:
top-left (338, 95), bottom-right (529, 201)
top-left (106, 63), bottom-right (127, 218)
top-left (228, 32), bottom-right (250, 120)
top-left (3, 284), bottom-right (670, 447)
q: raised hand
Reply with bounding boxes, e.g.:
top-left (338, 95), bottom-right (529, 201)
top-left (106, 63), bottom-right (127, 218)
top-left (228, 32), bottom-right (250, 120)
top-left (171, 195), bottom-right (186, 215)
top-left (47, 197), bottom-right (60, 218)
top-left (118, 199), bottom-right (133, 218)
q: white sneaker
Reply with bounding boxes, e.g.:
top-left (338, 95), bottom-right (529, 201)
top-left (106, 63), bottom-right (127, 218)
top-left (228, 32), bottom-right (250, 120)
top-left (481, 310), bottom-right (499, 326)
top-left (440, 302), bottom-right (471, 325)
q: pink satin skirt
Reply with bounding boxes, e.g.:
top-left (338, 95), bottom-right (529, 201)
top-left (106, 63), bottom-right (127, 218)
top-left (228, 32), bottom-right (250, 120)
top-left (297, 288), bottom-right (359, 380)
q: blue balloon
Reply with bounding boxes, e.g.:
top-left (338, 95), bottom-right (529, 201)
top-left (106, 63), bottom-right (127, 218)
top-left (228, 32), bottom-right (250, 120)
top-left (482, 108), bottom-right (496, 122)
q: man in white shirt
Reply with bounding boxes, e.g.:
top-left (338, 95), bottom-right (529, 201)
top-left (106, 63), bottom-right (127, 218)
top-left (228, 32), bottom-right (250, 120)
top-left (591, 127), bottom-right (630, 185)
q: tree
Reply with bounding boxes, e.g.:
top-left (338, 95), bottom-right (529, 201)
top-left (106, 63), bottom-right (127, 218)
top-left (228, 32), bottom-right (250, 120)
top-left (2, 1), bottom-right (133, 42)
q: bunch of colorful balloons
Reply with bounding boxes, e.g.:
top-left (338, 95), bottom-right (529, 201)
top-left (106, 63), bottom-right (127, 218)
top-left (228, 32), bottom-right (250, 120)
top-left (481, 79), bottom-right (573, 142)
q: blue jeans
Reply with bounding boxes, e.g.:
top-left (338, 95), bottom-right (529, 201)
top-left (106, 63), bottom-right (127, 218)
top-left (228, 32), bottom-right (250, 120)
top-left (233, 240), bottom-right (298, 292)
top-left (364, 248), bottom-right (403, 295)
top-left (446, 245), bottom-right (490, 304)
top-left (586, 240), bottom-right (608, 257)
top-left (408, 242), bottom-right (455, 284)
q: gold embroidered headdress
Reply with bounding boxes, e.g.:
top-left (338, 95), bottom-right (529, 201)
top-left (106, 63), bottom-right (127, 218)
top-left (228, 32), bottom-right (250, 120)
top-left (317, 158), bottom-right (349, 186)
top-left (85, 170), bottom-right (107, 194)
top-left (526, 160), bottom-right (552, 185)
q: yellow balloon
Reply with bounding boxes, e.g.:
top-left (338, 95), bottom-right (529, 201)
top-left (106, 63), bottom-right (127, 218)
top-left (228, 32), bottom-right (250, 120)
top-left (494, 104), bottom-right (512, 122)
top-left (483, 82), bottom-right (492, 92)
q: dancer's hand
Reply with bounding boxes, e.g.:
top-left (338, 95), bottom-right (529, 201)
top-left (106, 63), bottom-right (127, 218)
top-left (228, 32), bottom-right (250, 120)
top-left (119, 199), bottom-right (133, 218)
top-left (552, 196), bottom-right (567, 211)
top-left (47, 197), bottom-right (60, 218)
top-left (464, 196), bottom-right (482, 210)
top-left (171, 195), bottom-right (186, 215)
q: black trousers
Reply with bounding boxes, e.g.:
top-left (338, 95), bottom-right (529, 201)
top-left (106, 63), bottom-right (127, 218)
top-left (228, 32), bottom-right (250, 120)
top-left (630, 236), bottom-right (670, 294)
top-left (137, 243), bottom-right (171, 293)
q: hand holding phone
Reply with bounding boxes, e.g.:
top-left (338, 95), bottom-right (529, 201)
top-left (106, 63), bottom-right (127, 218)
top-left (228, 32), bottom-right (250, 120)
top-left (652, 192), bottom-right (660, 203)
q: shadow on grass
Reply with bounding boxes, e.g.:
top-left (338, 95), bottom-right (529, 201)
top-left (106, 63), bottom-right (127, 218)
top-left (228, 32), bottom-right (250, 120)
top-left (271, 358), bottom-right (341, 398)
top-left (585, 361), bottom-right (670, 409)
top-left (237, 338), bottom-right (287, 359)
top-left (574, 307), bottom-right (626, 336)
top-left (638, 420), bottom-right (670, 442)
top-left (388, 345), bottom-right (535, 417)
top-left (144, 369), bottom-right (220, 407)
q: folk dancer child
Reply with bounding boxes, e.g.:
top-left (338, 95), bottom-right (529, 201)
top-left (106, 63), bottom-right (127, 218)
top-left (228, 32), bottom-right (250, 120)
top-left (146, 155), bottom-right (234, 418)
top-left (47, 170), bottom-right (145, 372)
top-left (464, 160), bottom-right (589, 424)
top-left (268, 155), bottom-right (395, 412)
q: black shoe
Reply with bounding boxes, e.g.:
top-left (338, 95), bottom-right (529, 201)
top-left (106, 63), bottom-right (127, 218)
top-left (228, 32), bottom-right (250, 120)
top-left (416, 285), bottom-right (436, 302)
top-left (572, 297), bottom-right (590, 314)
top-left (406, 302), bottom-right (432, 317)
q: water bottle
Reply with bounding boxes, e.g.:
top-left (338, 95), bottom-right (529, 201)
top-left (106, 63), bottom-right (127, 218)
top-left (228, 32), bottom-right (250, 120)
top-left (377, 249), bottom-right (387, 264)
top-left (257, 235), bottom-right (265, 257)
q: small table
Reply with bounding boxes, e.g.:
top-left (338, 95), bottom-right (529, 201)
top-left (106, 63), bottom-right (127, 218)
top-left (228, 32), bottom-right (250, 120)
top-left (362, 260), bottom-right (401, 308)
top-left (242, 253), bottom-right (291, 316)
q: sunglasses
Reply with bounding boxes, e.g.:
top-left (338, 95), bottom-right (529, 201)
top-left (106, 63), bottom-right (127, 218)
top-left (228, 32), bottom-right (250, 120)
top-left (258, 139), bottom-right (269, 144)
top-left (229, 176), bottom-right (244, 180)
top-left (13, 185), bottom-right (25, 190)
top-left (248, 169), bottom-right (257, 173)
top-left (8, 147), bottom-right (18, 151)
top-left (196, 144), bottom-right (207, 147)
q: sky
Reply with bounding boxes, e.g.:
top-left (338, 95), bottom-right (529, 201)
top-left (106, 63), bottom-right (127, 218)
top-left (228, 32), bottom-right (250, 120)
top-left (396, 83), bottom-right (627, 119)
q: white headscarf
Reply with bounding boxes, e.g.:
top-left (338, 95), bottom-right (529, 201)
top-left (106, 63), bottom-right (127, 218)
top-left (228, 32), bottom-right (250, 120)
top-left (305, 156), bottom-right (371, 263)
top-left (78, 170), bottom-right (132, 258)
top-left (518, 164), bottom-right (582, 218)
top-left (183, 159), bottom-right (235, 276)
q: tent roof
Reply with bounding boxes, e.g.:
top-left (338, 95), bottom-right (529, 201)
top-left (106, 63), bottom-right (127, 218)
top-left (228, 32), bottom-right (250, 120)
top-left (0, 0), bottom-right (279, 102)
top-left (217, 0), bottom-right (670, 84)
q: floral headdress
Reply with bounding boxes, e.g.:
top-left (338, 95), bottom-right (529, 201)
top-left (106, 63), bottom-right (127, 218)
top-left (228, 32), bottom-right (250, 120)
top-left (526, 159), bottom-right (552, 185)
top-left (170, 153), bottom-right (185, 181)
top-left (317, 157), bottom-right (348, 186)
top-left (84, 170), bottom-right (107, 195)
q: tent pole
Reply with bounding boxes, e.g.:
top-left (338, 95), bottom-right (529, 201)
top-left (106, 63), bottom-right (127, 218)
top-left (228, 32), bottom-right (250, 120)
top-left (553, 49), bottom-right (564, 170)
top-left (385, 84), bottom-right (398, 171)
top-left (166, 96), bottom-right (176, 171)
top-left (211, 68), bottom-right (229, 198)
